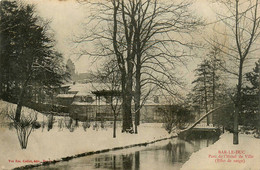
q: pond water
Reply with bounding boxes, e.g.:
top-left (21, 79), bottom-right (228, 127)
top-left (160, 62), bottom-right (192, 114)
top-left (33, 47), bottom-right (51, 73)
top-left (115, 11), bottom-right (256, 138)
top-left (33, 136), bottom-right (219, 170)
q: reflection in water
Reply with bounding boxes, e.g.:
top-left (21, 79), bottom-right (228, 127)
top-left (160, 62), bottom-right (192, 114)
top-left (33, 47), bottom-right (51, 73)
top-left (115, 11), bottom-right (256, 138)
top-left (135, 152), bottom-right (140, 170)
top-left (32, 136), bottom-right (218, 170)
top-left (91, 152), bottom-right (139, 170)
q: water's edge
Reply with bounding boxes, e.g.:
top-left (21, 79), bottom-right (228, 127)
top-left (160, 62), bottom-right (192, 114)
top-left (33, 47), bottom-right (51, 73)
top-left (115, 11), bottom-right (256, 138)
top-left (13, 135), bottom-right (178, 170)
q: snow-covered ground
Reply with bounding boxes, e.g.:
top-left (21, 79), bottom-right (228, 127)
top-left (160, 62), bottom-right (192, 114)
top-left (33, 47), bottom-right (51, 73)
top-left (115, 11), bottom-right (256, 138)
top-left (3, 100), bottom-right (259, 170)
top-left (181, 133), bottom-right (260, 170)
top-left (0, 100), bottom-right (172, 170)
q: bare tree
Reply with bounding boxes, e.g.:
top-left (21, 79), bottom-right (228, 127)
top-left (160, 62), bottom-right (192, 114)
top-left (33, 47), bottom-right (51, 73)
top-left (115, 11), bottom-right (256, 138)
top-left (76, 0), bottom-right (140, 132)
top-left (7, 106), bottom-right (38, 149)
top-left (92, 59), bottom-right (122, 138)
top-left (211, 0), bottom-right (260, 144)
top-left (130, 0), bottom-right (203, 133)
top-left (76, 0), bottom-right (203, 133)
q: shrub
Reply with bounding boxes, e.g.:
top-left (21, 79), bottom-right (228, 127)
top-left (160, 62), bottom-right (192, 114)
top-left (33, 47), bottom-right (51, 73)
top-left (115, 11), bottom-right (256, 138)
top-left (47, 114), bottom-right (54, 131)
top-left (82, 121), bottom-right (90, 131)
top-left (41, 120), bottom-right (46, 132)
top-left (65, 117), bottom-right (75, 132)
top-left (57, 118), bottom-right (64, 131)
top-left (157, 104), bottom-right (194, 134)
top-left (32, 121), bottom-right (41, 129)
top-left (7, 108), bottom-right (37, 149)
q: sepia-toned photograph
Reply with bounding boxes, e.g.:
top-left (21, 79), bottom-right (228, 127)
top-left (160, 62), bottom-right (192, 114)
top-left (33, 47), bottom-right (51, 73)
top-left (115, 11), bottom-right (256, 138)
top-left (0, 0), bottom-right (259, 169)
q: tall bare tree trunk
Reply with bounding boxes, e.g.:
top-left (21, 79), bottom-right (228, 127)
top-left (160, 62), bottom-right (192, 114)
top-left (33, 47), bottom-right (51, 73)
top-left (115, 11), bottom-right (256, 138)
top-left (134, 17), bottom-right (141, 134)
top-left (257, 61), bottom-right (260, 135)
top-left (203, 69), bottom-right (209, 125)
top-left (15, 102), bottom-right (23, 122)
top-left (134, 52), bottom-right (141, 134)
top-left (212, 58), bottom-right (217, 126)
top-left (134, 72), bottom-right (141, 134)
top-left (113, 115), bottom-right (117, 138)
top-left (121, 70), bottom-right (133, 132)
top-left (14, 65), bottom-right (32, 122)
top-left (123, 68), bottom-right (134, 132)
top-left (15, 86), bottom-right (27, 122)
top-left (234, 60), bottom-right (243, 144)
top-left (112, 0), bottom-right (134, 133)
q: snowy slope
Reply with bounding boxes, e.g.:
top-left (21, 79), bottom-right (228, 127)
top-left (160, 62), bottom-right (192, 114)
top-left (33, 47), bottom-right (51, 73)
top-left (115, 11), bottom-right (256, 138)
top-left (181, 133), bottom-right (260, 170)
top-left (0, 100), bottom-right (172, 170)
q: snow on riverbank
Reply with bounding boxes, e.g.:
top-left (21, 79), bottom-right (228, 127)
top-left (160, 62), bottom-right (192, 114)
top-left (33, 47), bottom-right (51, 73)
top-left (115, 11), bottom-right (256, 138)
top-left (181, 133), bottom-right (260, 170)
top-left (0, 100), bottom-right (172, 170)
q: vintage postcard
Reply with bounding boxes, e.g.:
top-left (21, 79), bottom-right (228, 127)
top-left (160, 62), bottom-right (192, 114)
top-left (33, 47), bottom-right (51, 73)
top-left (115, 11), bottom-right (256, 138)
top-left (0, 0), bottom-right (259, 169)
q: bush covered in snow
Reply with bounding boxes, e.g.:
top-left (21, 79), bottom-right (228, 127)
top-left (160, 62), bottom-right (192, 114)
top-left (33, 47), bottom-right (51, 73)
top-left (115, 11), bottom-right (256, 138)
top-left (7, 108), bottom-right (38, 149)
top-left (157, 104), bottom-right (194, 134)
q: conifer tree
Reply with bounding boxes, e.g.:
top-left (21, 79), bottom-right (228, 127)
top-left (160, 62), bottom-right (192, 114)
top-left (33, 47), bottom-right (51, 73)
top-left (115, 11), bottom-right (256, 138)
top-left (192, 60), bottom-right (212, 125)
top-left (0, 1), bottom-right (69, 122)
top-left (242, 59), bottom-right (260, 131)
top-left (191, 56), bottom-right (223, 125)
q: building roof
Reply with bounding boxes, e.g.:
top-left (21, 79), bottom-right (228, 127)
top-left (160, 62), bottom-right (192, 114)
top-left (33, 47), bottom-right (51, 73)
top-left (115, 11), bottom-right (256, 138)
top-left (68, 83), bottom-right (115, 96)
top-left (60, 83), bottom-right (172, 106)
top-left (56, 94), bottom-right (76, 98)
top-left (60, 84), bottom-right (71, 88)
top-left (71, 101), bottom-right (97, 106)
top-left (92, 90), bottom-right (121, 96)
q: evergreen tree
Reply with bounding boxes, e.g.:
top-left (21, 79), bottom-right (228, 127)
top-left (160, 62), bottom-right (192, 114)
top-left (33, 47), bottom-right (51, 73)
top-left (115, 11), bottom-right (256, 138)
top-left (241, 59), bottom-right (260, 130)
top-left (0, 1), bottom-right (69, 122)
top-left (191, 60), bottom-right (212, 125)
top-left (191, 56), bottom-right (224, 125)
top-left (0, 0), bottom-right (20, 100)
top-left (66, 59), bottom-right (75, 80)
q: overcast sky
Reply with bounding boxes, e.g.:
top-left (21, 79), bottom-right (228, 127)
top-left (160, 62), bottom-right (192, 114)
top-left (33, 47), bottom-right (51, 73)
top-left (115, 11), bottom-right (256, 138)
top-left (24, 0), bottom-right (260, 93)
top-left (26, 0), bottom-right (216, 73)
top-left (27, 0), bottom-right (88, 73)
